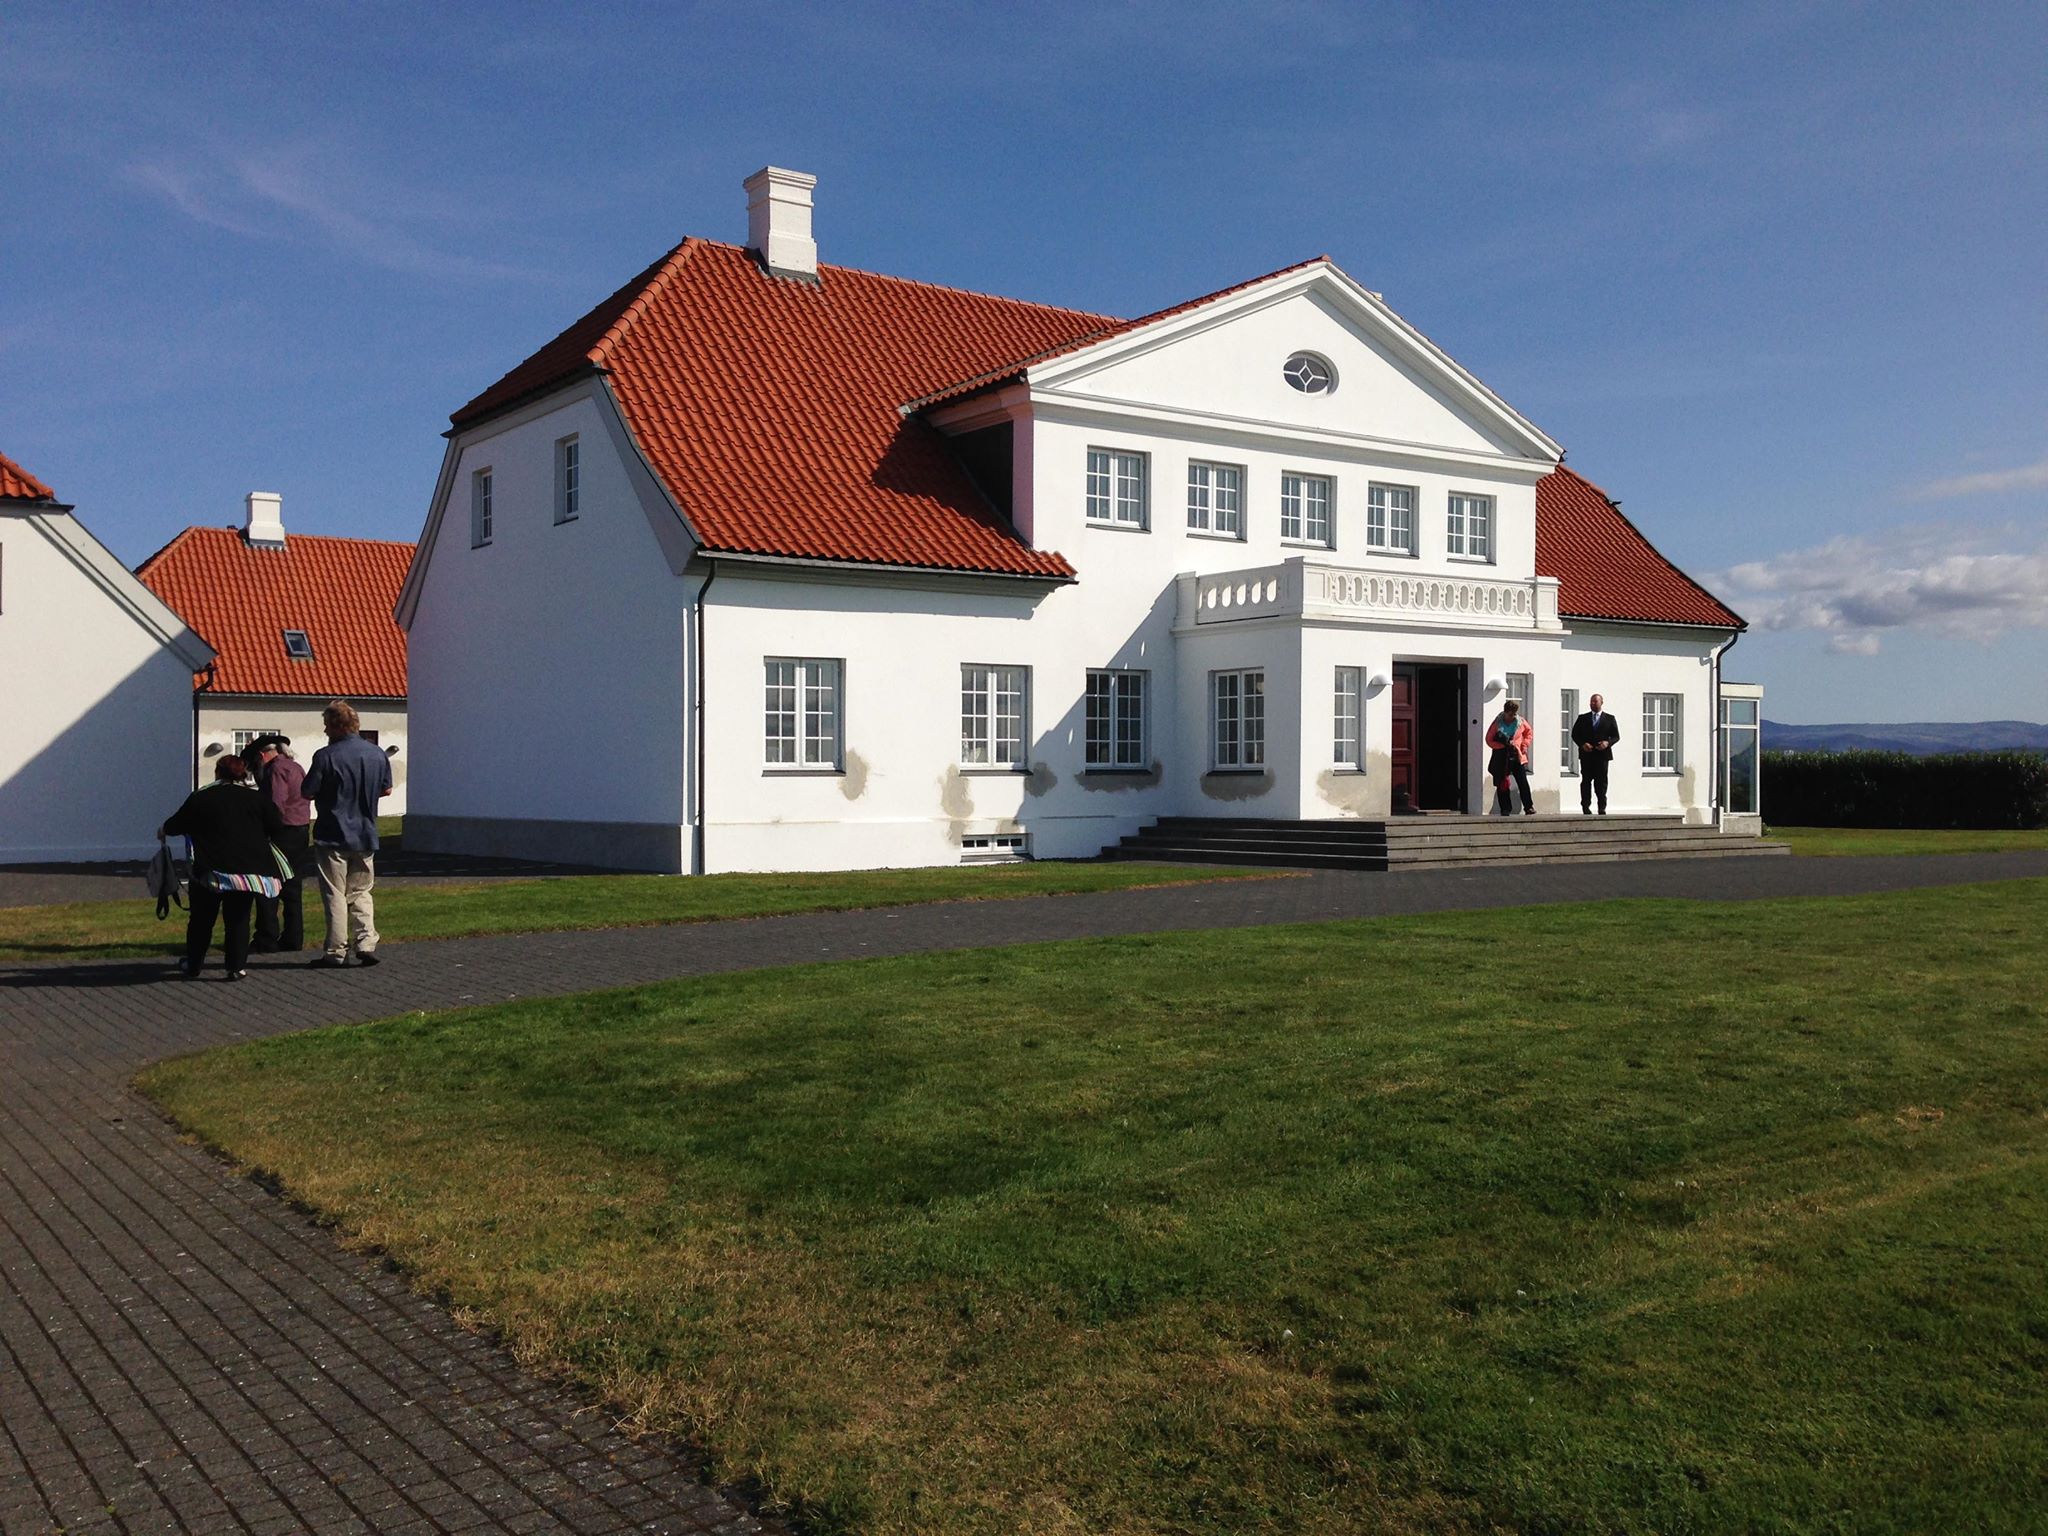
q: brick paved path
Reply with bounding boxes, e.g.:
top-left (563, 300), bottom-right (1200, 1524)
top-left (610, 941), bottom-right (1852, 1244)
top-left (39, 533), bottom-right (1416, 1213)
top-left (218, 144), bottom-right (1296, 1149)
top-left (3, 851), bottom-right (2044, 1534)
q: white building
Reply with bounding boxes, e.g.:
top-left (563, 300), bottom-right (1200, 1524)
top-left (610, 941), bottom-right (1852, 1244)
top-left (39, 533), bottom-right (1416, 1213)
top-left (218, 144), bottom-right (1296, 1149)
top-left (137, 495), bottom-right (411, 810)
top-left (400, 168), bottom-right (1760, 874)
top-left (0, 451), bottom-right (215, 863)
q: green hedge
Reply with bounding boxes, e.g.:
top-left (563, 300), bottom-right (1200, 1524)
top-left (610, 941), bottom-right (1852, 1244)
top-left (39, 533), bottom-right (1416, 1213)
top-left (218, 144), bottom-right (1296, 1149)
top-left (1763, 750), bottom-right (2048, 829)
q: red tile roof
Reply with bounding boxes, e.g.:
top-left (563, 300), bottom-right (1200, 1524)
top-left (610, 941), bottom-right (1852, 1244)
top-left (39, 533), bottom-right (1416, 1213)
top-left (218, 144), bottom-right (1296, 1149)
top-left (1537, 465), bottom-right (1743, 629)
top-left (454, 240), bottom-right (1121, 577)
top-left (135, 527), bottom-right (412, 696)
top-left (1, 451), bottom-right (56, 502)
top-left (904, 254), bottom-right (1333, 410)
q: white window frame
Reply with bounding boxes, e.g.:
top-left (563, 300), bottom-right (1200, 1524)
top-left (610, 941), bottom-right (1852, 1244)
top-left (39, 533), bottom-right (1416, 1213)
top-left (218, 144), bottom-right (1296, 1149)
top-left (1721, 697), bottom-right (1760, 814)
top-left (960, 831), bottom-right (1029, 862)
top-left (1280, 472), bottom-right (1334, 547)
top-left (470, 468), bottom-right (493, 547)
top-left (1643, 693), bottom-right (1681, 772)
top-left (555, 435), bottom-right (580, 524)
top-left (763, 657), bottom-right (843, 770)
top-left (961, 664), bottom-right (1030, 768)
top-left (1210, 668), bottom-right (1266, 770)
top-left (1446, 491), bottom-right (1494, 561)
top-left (232, 728), bottom-right (287, 754)
top-left (1333, 666), bottom-right (1364, 770)
top-left (1185, 460), bottom-right (1245, 539)
top-left (1086, 448), bottom-right (1148, 529)
top-left (281, 628), bottom-right (314, 661)
top-left (1085, 669), bottom-right (1149, 770)
top-left (1365, 483), bottom-right (1418, 555)
top-left (1559, 688), bottom-right (1579, 774)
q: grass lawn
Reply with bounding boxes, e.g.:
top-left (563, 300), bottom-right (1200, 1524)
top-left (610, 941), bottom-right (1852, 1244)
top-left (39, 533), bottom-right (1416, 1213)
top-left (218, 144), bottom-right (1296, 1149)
top-left (141, 880), bottom-right (2048, 1534)
top-left (1770, 825), bottom-right (2048, 857)
top-left (0, 862), bottom-right (1269, 964)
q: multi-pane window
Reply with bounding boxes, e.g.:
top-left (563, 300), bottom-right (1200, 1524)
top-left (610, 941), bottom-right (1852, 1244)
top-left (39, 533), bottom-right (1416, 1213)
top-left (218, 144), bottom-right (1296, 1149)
top-left (1643, 694), bottom-right (1681, 770)
top-left (232, 728), bottom-right (286, 754)
top-left (1559, 688), bottom-right (1579, 774)
top-left (1086, 448), bottom-right (1148, 528)
top-left (1211, 669), bottom-right (1266, 769)
top-left (1722, 697), bottom-right (1760, 813)
top-left (1280, 472), bottom-right (1333, 545)
top-left (1446, 492), bottom-right (1493, 560)
top-left (471, 468), bottom-right (493, 546)
top-left (961, 664), bottom-right (1029, 766)
top-left (764, 658), bottom-right (842, 768)
top-left (1366, 483), bottom-right (1417, 553)
top-left (1085, 670), bottom-right (1149, 769)
top-left (555, 435), bottom-right (580, 523)
top-left (1186, 461), bottom-right (1244, 537)
top-left (1333, 667), bottom-right (1364, 769)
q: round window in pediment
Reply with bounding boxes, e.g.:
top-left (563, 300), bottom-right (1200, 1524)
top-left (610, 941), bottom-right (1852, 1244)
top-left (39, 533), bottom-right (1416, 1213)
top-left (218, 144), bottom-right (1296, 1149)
top-left (1283, 352), bottom-right (1336, 395)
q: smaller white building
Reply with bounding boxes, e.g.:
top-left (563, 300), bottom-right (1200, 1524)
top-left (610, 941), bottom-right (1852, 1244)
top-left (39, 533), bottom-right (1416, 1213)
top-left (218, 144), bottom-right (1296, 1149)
top-left (0, 452), bottom-right (215, 863)
top-left (136, 495), bottom-right (412, 809)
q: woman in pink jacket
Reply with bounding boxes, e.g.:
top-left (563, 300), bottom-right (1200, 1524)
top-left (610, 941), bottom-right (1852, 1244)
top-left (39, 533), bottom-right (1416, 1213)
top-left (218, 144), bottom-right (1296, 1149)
top-left (1486, 698), bottom-right (1535, 816)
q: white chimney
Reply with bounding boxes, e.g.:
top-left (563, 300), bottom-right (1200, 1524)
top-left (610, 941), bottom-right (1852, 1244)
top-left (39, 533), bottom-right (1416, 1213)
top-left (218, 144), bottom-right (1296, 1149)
top-left (744, 166), bottom-right (818, 280)
top-left (244, 491), bottom-right (285, 548)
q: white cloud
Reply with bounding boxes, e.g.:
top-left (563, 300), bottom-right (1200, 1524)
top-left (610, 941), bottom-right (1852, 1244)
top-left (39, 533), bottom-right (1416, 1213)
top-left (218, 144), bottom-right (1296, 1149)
top-left (1714, 525), bottom-right (2048, 656)
top-left (1908, 454), bottom-right (2048, 500)
top-left (126, 145), bottom-right (533, 283)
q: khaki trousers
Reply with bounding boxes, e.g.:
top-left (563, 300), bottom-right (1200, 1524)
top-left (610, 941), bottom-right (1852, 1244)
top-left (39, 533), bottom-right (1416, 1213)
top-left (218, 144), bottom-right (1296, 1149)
top-left (313, 847), bottom-right (379, 959)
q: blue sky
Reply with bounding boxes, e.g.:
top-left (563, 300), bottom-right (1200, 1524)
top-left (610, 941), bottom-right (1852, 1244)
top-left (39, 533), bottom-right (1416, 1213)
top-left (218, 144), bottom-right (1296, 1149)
top-left (5, 0), bottom-right (2044, 723)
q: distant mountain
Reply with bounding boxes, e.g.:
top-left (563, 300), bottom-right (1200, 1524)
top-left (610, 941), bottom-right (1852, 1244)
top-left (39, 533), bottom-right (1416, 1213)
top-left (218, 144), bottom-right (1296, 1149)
top-left (1763, 720), bottom-right (2048, 755)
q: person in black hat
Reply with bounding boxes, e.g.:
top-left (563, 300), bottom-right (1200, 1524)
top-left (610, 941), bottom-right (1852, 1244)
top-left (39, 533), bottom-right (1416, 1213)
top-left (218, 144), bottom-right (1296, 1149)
top-left (245, 734), bottom-right (313, 950)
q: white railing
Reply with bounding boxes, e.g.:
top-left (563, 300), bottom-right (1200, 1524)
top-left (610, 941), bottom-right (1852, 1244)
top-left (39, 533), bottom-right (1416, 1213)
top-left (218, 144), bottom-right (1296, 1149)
top-left (1183, 558), bottom-right (1562, 632)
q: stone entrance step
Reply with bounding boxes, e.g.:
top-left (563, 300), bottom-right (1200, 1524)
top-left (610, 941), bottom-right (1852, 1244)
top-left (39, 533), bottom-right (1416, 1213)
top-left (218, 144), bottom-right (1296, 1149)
top-left (1107, 813), bottom-right (1787, 872)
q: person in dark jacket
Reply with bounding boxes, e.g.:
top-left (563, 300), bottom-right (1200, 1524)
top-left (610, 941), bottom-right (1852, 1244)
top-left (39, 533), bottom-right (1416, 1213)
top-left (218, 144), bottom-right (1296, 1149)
top-left (301, 699), bottom-right (393, 968)
top-left (246, 735), bottom-right (312, 951)
top-left (1570, 693), bottom-right (1621, 815)
top-left (160, 756), bottom-right (288, 980)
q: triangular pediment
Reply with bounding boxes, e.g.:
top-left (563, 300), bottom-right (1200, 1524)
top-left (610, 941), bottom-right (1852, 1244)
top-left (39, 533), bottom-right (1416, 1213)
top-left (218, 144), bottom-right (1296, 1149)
top-left (1026, 264), bottom-right (1559, 464)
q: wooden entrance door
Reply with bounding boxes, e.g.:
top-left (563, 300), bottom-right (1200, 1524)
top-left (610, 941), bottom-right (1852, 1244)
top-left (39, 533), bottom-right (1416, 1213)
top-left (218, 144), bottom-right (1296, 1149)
top-left (1390, 664), bottom-right (1418, 808)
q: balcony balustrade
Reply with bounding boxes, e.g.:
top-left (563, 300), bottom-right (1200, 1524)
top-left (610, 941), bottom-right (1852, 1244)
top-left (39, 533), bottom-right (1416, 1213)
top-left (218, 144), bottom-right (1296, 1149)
top-left (1178, 556), bottom-right (1564, 633)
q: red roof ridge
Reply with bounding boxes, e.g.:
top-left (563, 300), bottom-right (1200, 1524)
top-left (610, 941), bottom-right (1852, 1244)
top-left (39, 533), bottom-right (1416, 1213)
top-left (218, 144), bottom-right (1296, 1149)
top-left (589, 237), bottom-right (704, 367)
top-left (1, 449), bottom-right (58, 502)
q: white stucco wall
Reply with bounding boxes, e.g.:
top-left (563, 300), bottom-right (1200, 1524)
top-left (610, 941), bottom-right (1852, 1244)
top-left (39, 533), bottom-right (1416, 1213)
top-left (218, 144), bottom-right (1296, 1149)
top-left (1, 509), bottom-right (205, 862)
top-left (403, 383), bottom-right (690, 865)
top-left (195, 700), bottom-right (408, 814)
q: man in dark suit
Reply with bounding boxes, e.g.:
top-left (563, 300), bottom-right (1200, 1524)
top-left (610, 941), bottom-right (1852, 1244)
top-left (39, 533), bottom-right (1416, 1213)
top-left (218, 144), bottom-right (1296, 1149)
top-left (1570, 693), bottom-right (1620, 815)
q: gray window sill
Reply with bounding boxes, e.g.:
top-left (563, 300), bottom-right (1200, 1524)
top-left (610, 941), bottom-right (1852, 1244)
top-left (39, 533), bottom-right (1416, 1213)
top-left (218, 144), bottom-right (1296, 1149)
top-left (1205, 767), bottom-right (1267, 776)
top-left (1186, 529), bottom-right (1247, 541)
top-left (762, 767), bottom-right (844, 777)
top-left (1085, 520), bottom-right (1151, 534)
top-left (959, 766), bottom-right (1030, 775)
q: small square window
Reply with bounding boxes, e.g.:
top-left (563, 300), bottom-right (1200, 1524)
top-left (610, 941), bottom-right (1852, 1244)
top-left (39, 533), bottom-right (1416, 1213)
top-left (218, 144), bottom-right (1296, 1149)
top-left (1446, 491), bottom-right (1493, 560)
top-left (1281, 473), bottom-right (1333, 546)
top-left (282, 629), bottom-right (314, 661)
top-left (1186, 461), bottom-right (1244, 538)
top-left (1086, 448), bottom-right (1148, 528)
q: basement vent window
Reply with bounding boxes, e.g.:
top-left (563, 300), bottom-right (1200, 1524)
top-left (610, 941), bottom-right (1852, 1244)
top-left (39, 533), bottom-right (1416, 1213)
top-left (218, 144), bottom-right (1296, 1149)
top-left (282, 629), bottom-right (314, 661)
top-left (960, 832), bottom-right (1028, 862)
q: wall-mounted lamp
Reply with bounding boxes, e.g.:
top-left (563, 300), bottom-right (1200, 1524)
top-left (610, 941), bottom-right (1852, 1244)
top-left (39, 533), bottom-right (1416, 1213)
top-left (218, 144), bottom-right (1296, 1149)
top-left (385, 744), bottom-right (401, 757)
top-left (202, 742), bottom-right (225, 757)
top-left (1484, 677), bottom-right (1506, 697)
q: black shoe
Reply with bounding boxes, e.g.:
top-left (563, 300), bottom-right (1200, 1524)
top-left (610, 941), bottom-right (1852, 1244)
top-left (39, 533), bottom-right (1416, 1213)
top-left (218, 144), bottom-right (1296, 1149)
top-left (355, 951), bottom-right (381, 967)
top-left (309, 955), bottom-right (348, 969)
top-left (224, 970), bottom-right (248, 982)
top-left (250, 939), bottom-right (278, 954)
